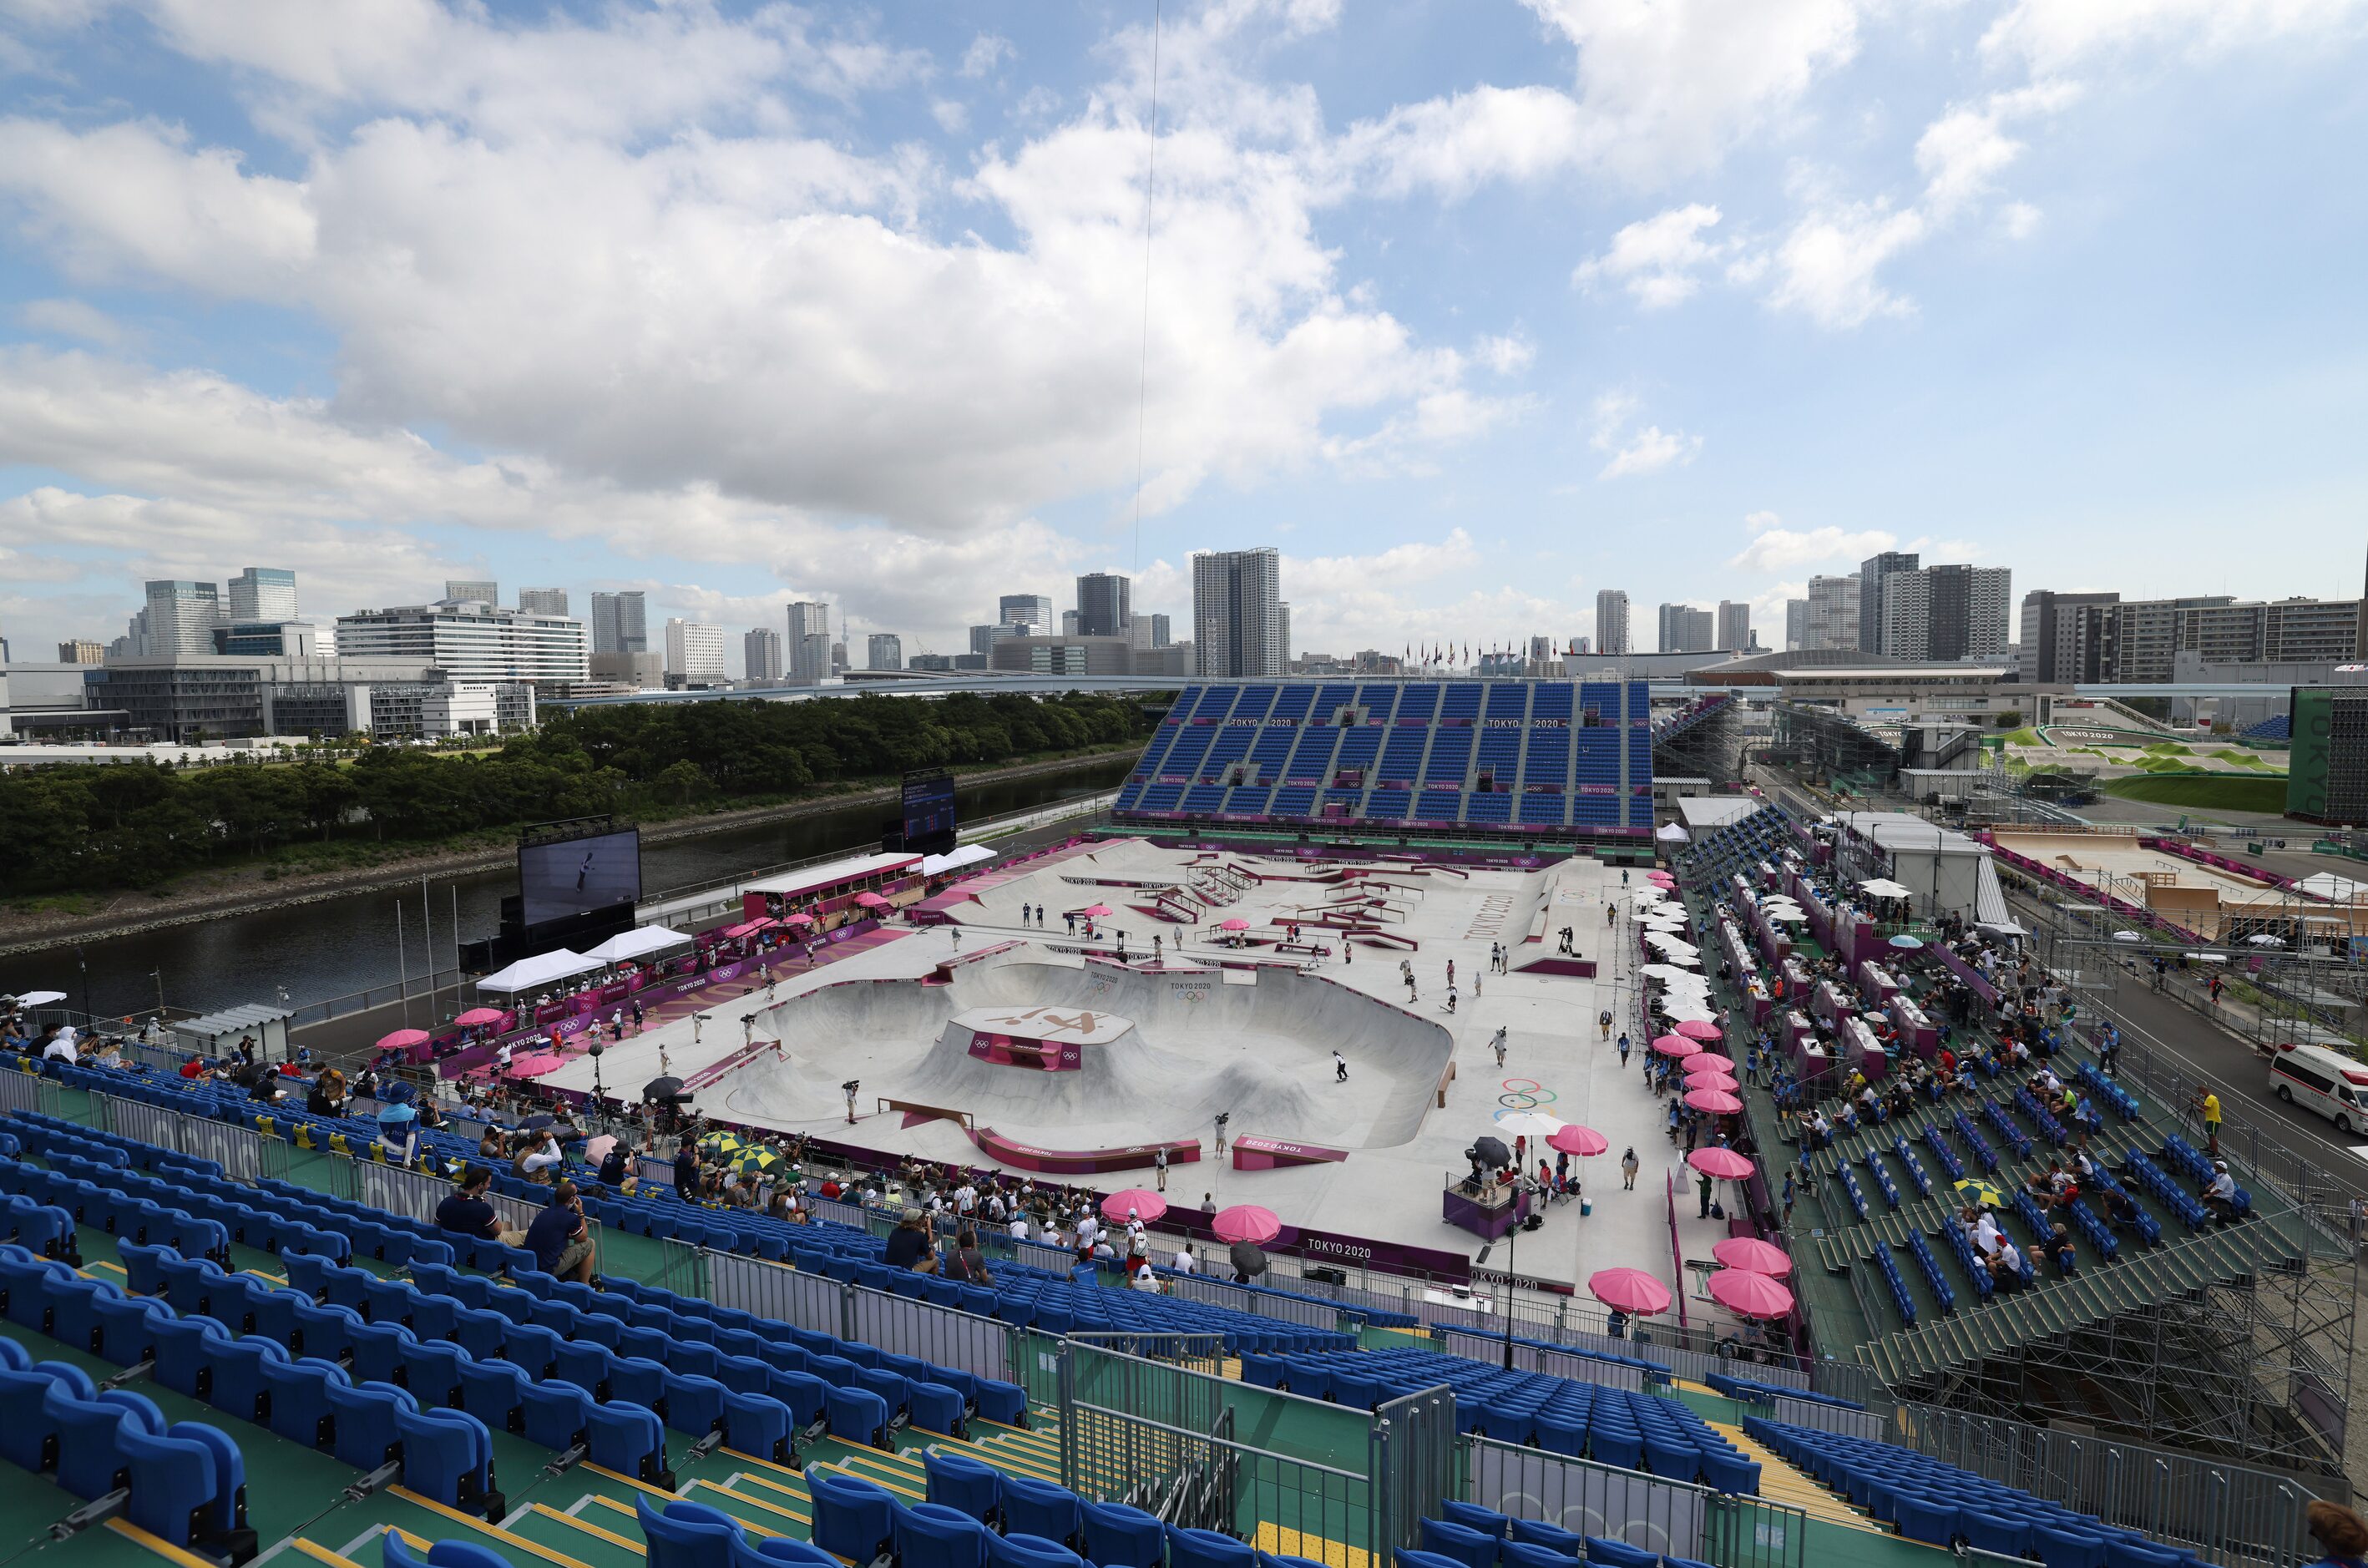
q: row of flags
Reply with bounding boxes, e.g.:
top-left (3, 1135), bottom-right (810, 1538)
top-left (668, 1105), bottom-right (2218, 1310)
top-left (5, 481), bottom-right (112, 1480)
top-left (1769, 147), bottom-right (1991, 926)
top-left (1403, 642), bottom-right (1532, 665)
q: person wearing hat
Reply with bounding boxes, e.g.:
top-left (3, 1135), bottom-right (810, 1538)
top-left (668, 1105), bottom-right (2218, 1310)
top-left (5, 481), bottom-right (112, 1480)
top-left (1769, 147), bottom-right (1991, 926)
top-left (883, 1207), bottom-right (937, 1272)
top-left (2203, 1161), bottom-right (2239, 1223)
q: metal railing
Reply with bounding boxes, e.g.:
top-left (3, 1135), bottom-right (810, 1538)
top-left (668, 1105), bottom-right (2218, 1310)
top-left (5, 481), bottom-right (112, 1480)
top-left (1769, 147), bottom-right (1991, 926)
top-left (87, 1092), bottom-right (288, 1183)
top-left (287, 968), bottom-right (478, 1032)
top-left (1465, 1436), bottom-right (1805, 1568)
top-left (0, 1065), bottom-right (64, 1119)
top-left (703, 1247), bottom-right (1025, 1391)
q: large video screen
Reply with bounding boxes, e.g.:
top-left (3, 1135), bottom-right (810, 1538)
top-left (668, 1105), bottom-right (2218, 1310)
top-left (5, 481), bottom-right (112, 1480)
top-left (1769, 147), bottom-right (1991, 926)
top-left (519, 828), bottom-right (643, 927)
top-left (903, 771), bottom-right (958, 853)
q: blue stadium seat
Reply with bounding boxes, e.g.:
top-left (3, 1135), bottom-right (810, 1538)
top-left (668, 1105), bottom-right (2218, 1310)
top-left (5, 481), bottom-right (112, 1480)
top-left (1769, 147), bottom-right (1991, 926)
top-left (810, 1469), bottom-right (898, 1564)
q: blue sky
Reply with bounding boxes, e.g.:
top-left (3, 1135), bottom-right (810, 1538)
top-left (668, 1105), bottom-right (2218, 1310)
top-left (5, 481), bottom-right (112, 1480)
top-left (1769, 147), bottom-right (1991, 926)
top-left (2, 0), bottom-right (2363, 671)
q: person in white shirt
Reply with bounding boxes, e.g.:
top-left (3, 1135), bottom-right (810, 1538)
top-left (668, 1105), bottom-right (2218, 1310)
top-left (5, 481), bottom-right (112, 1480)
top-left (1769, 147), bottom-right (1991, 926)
top-left (2204, 1163), bottom-right (2239, 1220)
top-left (1974, 1208), bottom-right (2002, 1256)
top-left (520, 1133), bottom-right (564, 1178)
top-left (1130, 1257), bottom-right (1162, 1292)
top-left (1172, 1247), bottom-right (1196, 1273)
top-left (985, 1191), bottom-right (1007, 1224)
top-left (41, 1032), bottom-right (78, 1064)
top-left (954, 1183), bottom-right (978, 1217)
top-left (495, 1041), bottom-right (514, 1075)
top-left (1009, 1214), bottom-right (1030, 1242)
top-left (1075, 1214), bottom-right (1101, 1253)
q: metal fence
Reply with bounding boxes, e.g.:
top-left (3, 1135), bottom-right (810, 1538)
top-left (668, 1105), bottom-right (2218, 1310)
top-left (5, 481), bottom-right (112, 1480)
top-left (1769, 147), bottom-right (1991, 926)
top-left (0, 1068), bottom-right (62, 1119)
top-left (1433, 1326), bottom-right (1647, 1392)
top-left (704, 1247), bottom-right (1024, 1390)
top-left (1767, 1395), bottom-right (1883, 1442)
top-left (1374, 1386), bottom-right (1459, 1557)
top-left (1885, 1402), bottom-right (2315, 1568)
top-left (1167, 1274), bottom-right (1343, 1330)
top-left (88, 1093), bottom-right (288, 1183)
top-left (1465, 1436), bottom-right (1805, 1568)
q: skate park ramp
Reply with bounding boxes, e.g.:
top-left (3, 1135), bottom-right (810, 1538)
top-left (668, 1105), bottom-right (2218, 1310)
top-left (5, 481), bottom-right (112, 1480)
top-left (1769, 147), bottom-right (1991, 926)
top-left (711, 957), bottom-right (1451, 1152)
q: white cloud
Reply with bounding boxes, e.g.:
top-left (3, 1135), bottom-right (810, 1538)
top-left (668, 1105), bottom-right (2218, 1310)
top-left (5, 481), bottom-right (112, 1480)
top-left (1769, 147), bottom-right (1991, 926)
top-left (1474, 334), bottom-right (1536, 375)
top-left (1981, 0), bottom-right (2368, 73)
top-left (1915, 83), bottom-right (2079, 220)
top-left (1337, 85), bottom-right (1586, 200)
top-left (1726, 512), bottom-right (1899, 571)
top-left (959, 32), bottom-right (1015, 79)
top-left (930, 99), bottom-right (969, 134)
top-left (1589, 392), bottom-right (1700, 479)
top-left (2001, 200), bottom-right (2042, 239)
top-left (17, 296), bottom-right (133, 346)
top-left (1763, 200), bottom-right (1927, 327)
top-left (1574, 203), bottom-right (1726, 307)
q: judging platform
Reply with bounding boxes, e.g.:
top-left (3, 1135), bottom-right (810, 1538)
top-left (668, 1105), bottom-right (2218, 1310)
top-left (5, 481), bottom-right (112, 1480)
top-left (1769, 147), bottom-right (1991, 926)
top-left (952, 1004), bottom-right (1134, 1071)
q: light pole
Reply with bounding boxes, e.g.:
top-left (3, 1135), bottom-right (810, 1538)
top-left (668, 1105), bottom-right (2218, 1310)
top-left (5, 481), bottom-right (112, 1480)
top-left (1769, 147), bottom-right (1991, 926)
top-left (76, 947), bottom-right (93, 1031)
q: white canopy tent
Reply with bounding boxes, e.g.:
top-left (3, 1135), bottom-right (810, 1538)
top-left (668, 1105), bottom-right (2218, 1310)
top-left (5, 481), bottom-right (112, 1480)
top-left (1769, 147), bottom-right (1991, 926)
top-left (476, 948), bottom-right (603, 994)
top-left (583, 927), bottom-right (694, 964)
top-left (1858, 878), bottom-right (1915, 899)
top-left (921, 844), bottom-right (996, 876)
top-left (1654, 822), bottom-right (1691, 843)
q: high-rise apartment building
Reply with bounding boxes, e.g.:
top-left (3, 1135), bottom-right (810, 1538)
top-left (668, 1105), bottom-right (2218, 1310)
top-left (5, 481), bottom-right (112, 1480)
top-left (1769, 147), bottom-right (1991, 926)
top-left (1784, 599), bottom-right (1807, 652)
top-left (1192, 548), bottom-right (1283, 678)
top-left (866, 634), bottom-right (903, 671)
top-left (1715, 601), bottom-right (1752, 653)
top-left (517, 588), bottom-right (569, 617)
top-left (589, 591), bottom-right (647, 655)
top-left (443, 579), bottom-right (498, 605)
top-left (1656, 603), bottom-right (1713, 653)
top-left (1148, 614), bottom-right (1172, 648)
top-left (1594, 590), bottom-right (1631, 655)
top-left (1857, 552), bottom-right (1920, 655)
top-left (57, 640), bottom-right (104, 665)
top-left (786, 601), bottom-right (831, 685)
top-left (140, 580), bottom-right (223, 658)
top-left (663, 618), bottom-right (726, 682)
top-left (1878, 565), bottom-right (2011, 662)
top-left (336, 602), bottom-right (589, 686)
top-left (743, 627), bottom-right (783, 683)
top-left (998, 594), bottom-right (1054, 636)
top-left (1076, 574), bottom-right (1131, 638)
top-left (2017, 590), bottom-right (2120, 683)
top-left (1800, 574), bottom-right (1861, 652)
top-left (227, 568), bottom-right (298, 623)
top-left (1060, 609), bottom-right (1080, 637)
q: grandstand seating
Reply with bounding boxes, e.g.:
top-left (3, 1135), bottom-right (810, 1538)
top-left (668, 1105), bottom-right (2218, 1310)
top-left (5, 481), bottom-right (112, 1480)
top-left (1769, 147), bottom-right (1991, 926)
top-left (1114, 680), bottom-right (1653, 835)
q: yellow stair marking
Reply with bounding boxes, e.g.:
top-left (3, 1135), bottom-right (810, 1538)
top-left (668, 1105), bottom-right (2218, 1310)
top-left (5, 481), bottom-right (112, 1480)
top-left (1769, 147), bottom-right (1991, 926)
top-left (928, 1434), bottom-right (1063, 1479)
top-left (582, 1459), bottom-right (692, 1502)
top-left (1705, 1424), bottom-right (1885, 1533)
top-left (1254, 1523), bottom-right (1369, 1568)
top-left (587, 1491), bottom-right (785, 1541)
top-left (724, 1445), bottom-right (811, 1481)
top-left (530, 1503), bottom-right (647, 1555)
top-left (824, 1456), bottom-right (928, 1497)
top-left (88, 1260), bottom-right (128, 1277)
top-left (691, 1479), bottom-right (817, 1527)
top-left (725, 1470), bottom-right (816, 1518)
top-left (101, 1519), bottom-right (221, 1568)
top-left (291, 1539), bottom-right (369, 1568)
top-left (390, 1485), bottom-right (597, 1568)
top-left (962, 1445), bottom-right (1065, 1482)
top-left (1672, 1378), bottom-right (1722, 1397)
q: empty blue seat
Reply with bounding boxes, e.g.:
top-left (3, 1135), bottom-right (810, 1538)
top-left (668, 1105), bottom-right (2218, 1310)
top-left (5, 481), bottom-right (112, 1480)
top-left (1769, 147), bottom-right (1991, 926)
top-left (924, 1448), bottom-right (1002, 1524)
top-left (662, 1371), bottom-right (729, 1438)
top-left (49, 1385), bottom-right (162, 1500)
top-left (1505, 1518), bottom-right (1584, 1556)
top-left (723, 1390), bottom-right (792, 1464)
top-left (1417, 1517), bottom-right (1496, 1568)
top-left (93, 1293), bottom-right (167, 1365)
top-left (1169, 1526), bottom-right (1257, 1568)
top-left (326, 1378), bottom-right (416, 1469)
top-left (457, 1359), bottom-right (529, 1434)
top-left (1893, 1494), bottom-right (1958, 1548)
top-left (899, 1500), bottom-right (992, 1568)
top-left (554, 1340), bottom-right (615, 1397)
top-left (584, 1401), bottom-right (669, 1484)
top-left (1078, 1498), bottom-right (1160, 1567)
top-left (291, 1299), bottom-right (363, 1362)
top-left (1581, 1540), bottom-right (1658, 1568)
top-left (261, 1356), bottom-right (348, 1445)
top-left (395, 1406), bottom-right (495, 1510)
top-left (206, 1334), bottom-right (289, 1422)
top-left (380, 1530), bottom-right (510, 1568)
top-left (118, 1419), bottom-right (246, 1548)
top-left (149, 1313), bottom-right (230, 1399)
top-left (986, 1535), bottom-right (1083, 1568)
top-left (1498, 1539), bottom-right (1576, 1568)
top-left (810, 1469), bottom-right (898, 1565)
top-left (348, 1318), bottom-right (417, 1383)
top-left (637, 1495), bottom-right (744, 1568)
top-left (909, 1380), bottom-right (965, 1438)
top-left (522, 1382), bottom-right (593, 1451)
top-left (827, 1384), bottom-right (891, 1448)
top-left (2032, 1526), bottom-right (2108, 1568)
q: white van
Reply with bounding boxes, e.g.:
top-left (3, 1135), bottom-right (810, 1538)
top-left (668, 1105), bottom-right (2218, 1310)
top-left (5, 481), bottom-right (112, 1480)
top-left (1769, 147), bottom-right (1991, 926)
top-left (2269, 1043), bottom-right (2368, 1132)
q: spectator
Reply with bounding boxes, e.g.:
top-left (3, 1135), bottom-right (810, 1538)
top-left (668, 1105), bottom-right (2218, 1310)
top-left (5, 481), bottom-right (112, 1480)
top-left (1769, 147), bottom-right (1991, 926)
top-left (524, 1181), bottom-right (596, 1283)
top-left (945, 1226), bottom-right (993, 1285)
top-left (673, 1143), bottom-right (702, 1201)
top-left (2305, 1500), bottom-right (2368, 1568)
top-left (436, 1167), bottom-right (525, 1247)
top-left (1129, 1256), bottom-right (1162, 1292)
top-left (883, 1208), bottom-right (937, 1273)
top-left (2204, 1161), bottom-right (2239, 1222)
top-left (597, 1141), bottom-right (631, 1186)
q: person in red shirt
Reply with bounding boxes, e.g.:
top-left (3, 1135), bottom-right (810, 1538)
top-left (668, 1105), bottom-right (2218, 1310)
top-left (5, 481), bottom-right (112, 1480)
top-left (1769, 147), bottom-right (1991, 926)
top-left (180, 1055), bottom-right (205, 1079)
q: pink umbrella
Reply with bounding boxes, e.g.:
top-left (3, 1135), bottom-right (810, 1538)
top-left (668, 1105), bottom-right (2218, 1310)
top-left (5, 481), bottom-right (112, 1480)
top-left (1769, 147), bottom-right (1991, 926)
top-left (782, 913), bottom-right (816, 927)
top-left (1682, 1054), bottom-right (1734, 1076)
top-left (1083, 904), bottom-right (1113, 918)
top-left (1712, 1237), bottom-right (1794, 1277)
top-left (1102, 1189), bottom-right (1167, 1223)
top-left (509, 1052), bottom-right (564, 1078)
top-left (1685, 1072), bottom-right (1738, 1095)
top-left (1587, 1267), bottom-right (1672, 1316)
top-left (853, 892), bottom-right (890, 908)
top-left (1708, 1268), bottom-right (1796, 1320)
top-left (1650, 1034), bottom-right (1701, 1059)
top-left (453, 1007), bottom-right (507, 1027)
top-left (1646, 872), bottom-right (1677, 884)
top-left (1547, 1124), bottom-right (1608, 1156)
top-left (583, 1134), bottom-right (620, 1169)
top-left (1211, 1205), bottom-right (1283, 1244)
top-left (1688, 1147), bottom-right (1755, 1180)
top-left (1673, 1019), bottom-right (1723, 1041)
top-left (1219, 918), bottom-right (1251, 931)
top-left (724, 918), bottom-right (777, 938)
top-left (376, 1029), bottom-right (431, 1050)
top-left (1684, 1087), bottom-right (1743, 1114)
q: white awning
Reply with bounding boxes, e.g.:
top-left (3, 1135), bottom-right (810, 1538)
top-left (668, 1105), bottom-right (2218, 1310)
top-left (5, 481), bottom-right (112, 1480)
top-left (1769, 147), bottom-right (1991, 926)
top-left (583, 927), bottom-right (694, 963)
top-left (1858, 878), bottom-right (1915, 899)
top-left (920, 844), bottom-right (997, 876)
top-left (475, 948), bottom-right (602, 993)
top-left (1655, 822), bottom-right (1691, 843)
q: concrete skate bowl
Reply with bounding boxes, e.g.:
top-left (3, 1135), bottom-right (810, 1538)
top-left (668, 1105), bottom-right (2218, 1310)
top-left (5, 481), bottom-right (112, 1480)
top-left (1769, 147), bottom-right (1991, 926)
top-left (709, 959), bottom-right (1451, 1154)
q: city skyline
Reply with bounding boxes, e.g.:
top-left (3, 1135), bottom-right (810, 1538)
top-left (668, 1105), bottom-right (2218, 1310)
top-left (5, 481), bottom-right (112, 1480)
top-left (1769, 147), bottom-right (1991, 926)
top-left (0, 3), bottom-right (2359, 665)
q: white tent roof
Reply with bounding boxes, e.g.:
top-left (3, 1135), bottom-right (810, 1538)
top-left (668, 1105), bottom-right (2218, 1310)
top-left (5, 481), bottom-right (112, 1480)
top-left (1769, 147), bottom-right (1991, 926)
top-left (583, 927), bottom-right (694, 963)
top-left (476, 948), bottom-right (601, 994)
top-left (920, 844), bottom-right (996, 876)
top-left (1654, 822), bottom-right (1691, 843)
top-left (1858, 878), bottom-right (1915, 899)
top-left (2297, 873), bottom-right (2368, 902)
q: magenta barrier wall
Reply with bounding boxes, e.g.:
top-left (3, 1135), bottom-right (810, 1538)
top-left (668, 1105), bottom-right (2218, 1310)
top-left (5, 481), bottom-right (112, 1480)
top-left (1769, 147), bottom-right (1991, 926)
top-left (1232, 1136), bottom-right (1349, 1170)
top-left (969, 1126), bottom-right (1201, 1175)
top-left (1980, 834), bottom-right (2206, 944)
top-left (1932, 944), bottom-right (1999, 1006)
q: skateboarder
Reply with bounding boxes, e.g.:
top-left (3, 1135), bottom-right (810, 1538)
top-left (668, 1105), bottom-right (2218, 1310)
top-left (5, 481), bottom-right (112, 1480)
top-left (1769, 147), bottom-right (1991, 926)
top-left (1333, 1050), bottom-right (1348, 1082)
top-left (1491, 1027), bottom-right (1508, 1068)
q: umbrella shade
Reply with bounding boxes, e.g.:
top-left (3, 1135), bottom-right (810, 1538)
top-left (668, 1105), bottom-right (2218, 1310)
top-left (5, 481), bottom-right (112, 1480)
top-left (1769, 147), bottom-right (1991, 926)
top-left (1673, 1019), bottom-right (1723, 1041)
top-left (1471, 1136), bottom-right (1512, 1169)
top-left (1682, 1054), bottom-right (1736, 1077)
top-left (1212, 1205), bottom-right (1283, 1244)
top-left (1712, 1237), bottom-right (1794, 1277)
top-left (453, 1007), bottom-right (508, 1027)
top-left (2112, 930), bottom-right (2144, 942)
top-left (1887, 934), bottom-right (1925, 951)
top-left (736, 1148), bottom-right (781, 1174)
top-left (1688, 1147), bottom-right (1755, 1180)
top-left (1708, 1269), bottom-right (1796, 1320)
top-left (1083, 905), bottom-right (1114, 918)
top-left (723, 918), bottom-right (777, 938)
top-left (1953, 1177), bottom-right (2006, 1208)
top-left (1765, 908), bottom-right (1808, 923)
top-left (13, 990), bottom-right (68, 1007)
top-left (1638, 964), bottom-right (1698, 981)
top-left (1659, 1000), bottom-right (1718, 1023)
top-left (700, 1130), bottom-right (745, 1156)
top-left (782, 913), bottom-right (816, 926)
top-left (1631, 909), bottom-right (1674, 924)
top-left (1102, 1189), bottom-right (1168, 1223)
top-left (853, 892), bottom-right (890, 908)
top-left (509, 1053), bottom-right (564, 1078)
top-left (1685, 1074), bottom-right (1739, 1098)
top-left (1547, 1124), bottom-right (1608, 1156)
top-left (1655, 822), bottom-right (1691, 842)
top-left (377, 1029), bottom-right (432, 1050)
top-left (2249, 933), bottom-right (2285, 947)
top-left (1588, 1267), bottom-right (1672, 1315)
top-left (1228, 1241), bottom-right (1269, 1278)
top-left (1857, 878), bottom-right (1915, 899)
top-left (1651, 1034), bottom-right (1702, 1058)
top-left (1645, 872), bottom-right (1676, 884)
top-left (642, 1075), bottom-right (686, 1101)
top-left (520, 1114), bottom-right (554, 1130)
top-left (1684, 1087), bottom-right (1743, 1114)
top-left (1219, 918), bottom-right (1251, 931)
top-left (582, 1134), bottom-right (619, 1168)
top-left (1495, 1110), bottom-right (1563, 1139)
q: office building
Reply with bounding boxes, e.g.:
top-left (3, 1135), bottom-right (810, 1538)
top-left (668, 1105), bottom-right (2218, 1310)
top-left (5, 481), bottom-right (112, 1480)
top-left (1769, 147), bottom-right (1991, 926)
top-left (1060, 609), bottom-right (1080, 637)
top-left (831, 640), bottom-right (848, 675)
top-left (1149, 613), bottom-right (1172, 647)
top-left (786, 601), bottom-right (830, 685)
top-left (1192, 547), bottom-right (1283, 678)
top-left (663, 619), bottom-right (726, 683)
top-left (1277, 603), bottom-right (1291, 665)
top-left (589, 591), bottom-right (648, 655)
top-left (988, 636), bottom-right (1137, 676)
top-left (86, 653), bottom-right (534, 743)
top-left (743, 627), bottom-right (783, 683)
top-left (1656, 603), bottom-right (1714, 653)
top-left (867, 633), bottom-right (903, 671)
top-left (517, 587), bottom-right (570, 617)
top-left (133, 580), bottom-right (223, 659)
top-left (907, 653), bottom-right (955, 672)
top-left (970, 623), bottom-right (1027, 657)
top-left (56, 640), bottom-right (104, 665)
top-left (1076, 573), bottom-right (1131, 639)
top-left (443, 579), bottom-right (498, 605)
top-left (589, 651), bottom-right (665, 688)
top-left (1857, 551), bottom-right (1920, 655)
top-left (998, 594), bottom-right (1054, 636)
top-left (213, 621), bottom-right (334, 657)
top-left (2016, 590), bottom-right (2119, 684)
top-left (1880, 565), bottom-right (2011, 662)
top-left (1784, 599), bottom-right (1807, 652)
top-left (226, 568), bottom-right (298, 623)
top-left (334, 602), bottom-right (589, 686)
top-left (1798, 574), bottom-right (1862, 652)
top-left (1715, 601), bottom-right (1752, 653)
top-left (1594, 590), bottom-right (1631, 655)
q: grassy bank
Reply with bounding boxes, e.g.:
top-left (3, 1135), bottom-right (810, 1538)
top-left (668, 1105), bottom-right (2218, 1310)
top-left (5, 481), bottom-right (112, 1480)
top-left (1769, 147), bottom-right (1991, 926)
top-left (2099, 772), bottom-right (2291, 814)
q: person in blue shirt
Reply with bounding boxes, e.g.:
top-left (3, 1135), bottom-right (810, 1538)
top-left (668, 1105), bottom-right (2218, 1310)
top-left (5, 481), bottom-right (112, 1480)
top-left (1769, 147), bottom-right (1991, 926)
top-left (524, 1181), bottom-right (595, 1282)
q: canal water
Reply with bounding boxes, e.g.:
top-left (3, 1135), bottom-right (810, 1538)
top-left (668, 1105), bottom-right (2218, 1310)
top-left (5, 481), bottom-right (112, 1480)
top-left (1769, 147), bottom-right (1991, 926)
top-left (0, 756), bottom-right (1131, 1023)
